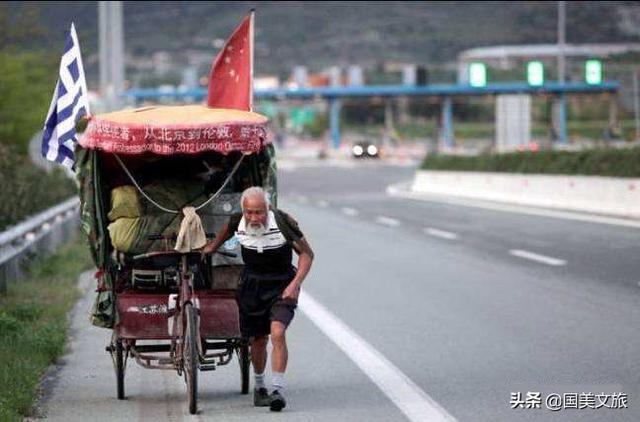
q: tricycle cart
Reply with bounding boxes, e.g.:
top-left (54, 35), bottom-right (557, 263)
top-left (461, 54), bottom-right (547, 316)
top-left (76, 105), bottom-right (277, 414)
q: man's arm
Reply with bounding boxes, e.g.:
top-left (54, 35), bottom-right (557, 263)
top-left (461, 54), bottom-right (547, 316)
top-left (282, 237), bottom-right (314, 300)
top-left (201, 223), bottom-right (233, 256)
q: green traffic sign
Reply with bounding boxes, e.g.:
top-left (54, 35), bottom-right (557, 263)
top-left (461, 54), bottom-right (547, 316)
top-left (585, 59), bottom-right (603, 85)
top-left (469, 62), bottom-right (487, 87)
top-left (527, 61), bottom-right (544, 86)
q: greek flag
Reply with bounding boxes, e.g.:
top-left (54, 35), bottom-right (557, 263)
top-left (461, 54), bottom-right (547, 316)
top-left (42, 23), bottom-right (90, 168)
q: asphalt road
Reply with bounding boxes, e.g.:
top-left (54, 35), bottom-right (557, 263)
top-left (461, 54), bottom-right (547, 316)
top-left (40, 159), bottom-right (639, 421)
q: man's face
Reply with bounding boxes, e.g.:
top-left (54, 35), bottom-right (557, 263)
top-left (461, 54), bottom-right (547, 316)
top-left (242, 196), bottom-right (268, 236)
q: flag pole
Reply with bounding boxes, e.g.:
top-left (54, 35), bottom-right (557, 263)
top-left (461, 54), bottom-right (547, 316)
top-left (249, 9), bottom-right (255, 112)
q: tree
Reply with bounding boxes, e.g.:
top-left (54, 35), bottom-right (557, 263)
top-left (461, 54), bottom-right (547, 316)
top-left (0, 4), bottom-right (56, 154)
top-left (0, 51), bottom-right (57, 154)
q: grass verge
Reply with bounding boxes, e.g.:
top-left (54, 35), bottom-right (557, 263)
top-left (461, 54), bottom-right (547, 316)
top-left (0, 235), bottom-right (92, 421)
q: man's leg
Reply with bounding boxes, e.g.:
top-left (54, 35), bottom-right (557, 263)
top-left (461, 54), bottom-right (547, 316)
top-left (251, 335), bottom-right (271, 406)
top-left (251, 335), bottom-right (268, 374)
top-left (269, 321), bottom-right (288, 411)
top-left (268, 297), bottom-right (296, 411)
top-left (270, 321), bottom-right (288, 373)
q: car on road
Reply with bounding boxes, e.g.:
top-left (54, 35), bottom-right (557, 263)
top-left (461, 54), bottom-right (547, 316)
top-left (351, 141), bottom-right (380, 159)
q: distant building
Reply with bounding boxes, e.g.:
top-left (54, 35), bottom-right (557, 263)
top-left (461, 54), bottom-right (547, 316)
top-left (348, 65), bottom-right (364, 86)
top-left (327, 66), bottom-right (342, 87)
top-left (254, 76), bottom-right (280, 90)
top-left (151, 51), bottom-right (172, 75)
top-left (292, 66), bottom-right (308, 88)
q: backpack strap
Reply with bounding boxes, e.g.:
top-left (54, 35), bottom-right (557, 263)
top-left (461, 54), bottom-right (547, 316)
top-left (272, 209), bottom-right (300, 244)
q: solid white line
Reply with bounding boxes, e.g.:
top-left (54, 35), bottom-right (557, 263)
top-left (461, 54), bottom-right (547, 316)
top-left (424, 227), bottom-right (458, 240)
top-left (376, 216), bottom-right (401, 227)
top-left (342, 207), bottom-right (359, 216)
top-left (317, 200), bottom-right (329, 208)
top-left (387, 182), bottom-right (640, 229)
top-left (509, 249), bottom-right (566, 266)
top-left (299, 292), bottom-right (457, 422)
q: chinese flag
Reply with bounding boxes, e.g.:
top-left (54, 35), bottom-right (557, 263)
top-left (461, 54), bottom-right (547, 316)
top-left (207, 10), bottom-right (254, 111)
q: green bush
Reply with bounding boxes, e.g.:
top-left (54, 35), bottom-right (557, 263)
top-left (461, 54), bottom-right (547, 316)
top-left (0, 238), bottom-right (91, 421)
top-left (0, 143), bottom-right (76, 231)
top-left (421, 147), bottom-right (640, 178)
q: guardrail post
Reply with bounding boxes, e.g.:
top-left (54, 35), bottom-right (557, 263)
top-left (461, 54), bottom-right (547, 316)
top-left (0, 263), bottom-right (6, 294)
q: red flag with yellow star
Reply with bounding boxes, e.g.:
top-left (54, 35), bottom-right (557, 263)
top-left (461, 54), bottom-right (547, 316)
top-left (207, 10), bottom-right (254, 111)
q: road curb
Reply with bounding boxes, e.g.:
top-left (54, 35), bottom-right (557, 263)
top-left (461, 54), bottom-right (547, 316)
top-left (387, 180), bottom-right (640, 228)
top-left (410, 170), bottom-right (640, 219)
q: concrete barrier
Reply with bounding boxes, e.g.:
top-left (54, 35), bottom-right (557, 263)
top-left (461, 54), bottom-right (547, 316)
top-left (412, 170), bottom-right (640, 219)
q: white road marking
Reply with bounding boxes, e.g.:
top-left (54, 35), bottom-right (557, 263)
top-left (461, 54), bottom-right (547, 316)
top-left (298, 195), bottom-right (309, 203)
top-left (342, 207), bottom-right (359, 216)
top-left (299, 292), bottom-right (457, 422)
top-left (424, 227), bottom-right (458, 240)
top-left (387, 181), bottom-right (640, 229)
top-left (509, 249), bottom-right (566, 266)
top-left (277, 161), bottom-right (297, 171)
top-left (375, 216), bottom-right (401, 227)
top-left (317, 200), bottom-right (329, 208)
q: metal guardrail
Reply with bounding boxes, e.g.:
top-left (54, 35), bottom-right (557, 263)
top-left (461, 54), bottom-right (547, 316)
top-left (0, 197), bottom-right (80, 293)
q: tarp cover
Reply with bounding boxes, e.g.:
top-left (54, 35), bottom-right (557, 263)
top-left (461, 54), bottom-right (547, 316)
top-left (80, 105), bottom-right (269, 155)
top-left (107, 180), bottom-right (207, 254)
top-left (76, 143), bottom-right (278, 329)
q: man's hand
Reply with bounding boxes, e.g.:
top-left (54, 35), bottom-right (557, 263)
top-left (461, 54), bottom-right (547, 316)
top-left (200, 243), bottom-right (215, 261)
top-left (281, 281), bottom-right (301, 301)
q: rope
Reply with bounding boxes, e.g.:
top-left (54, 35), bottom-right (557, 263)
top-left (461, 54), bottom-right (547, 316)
top-left (113, 153), bottom-right (246, 214)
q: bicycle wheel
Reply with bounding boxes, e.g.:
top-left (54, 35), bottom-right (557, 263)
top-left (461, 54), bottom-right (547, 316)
top-left (115, 340), bottom-right (125, 400)
top-left (183, 303), bottom-right (199, 414)
top-left (239, 340), bottom-right (250, 394)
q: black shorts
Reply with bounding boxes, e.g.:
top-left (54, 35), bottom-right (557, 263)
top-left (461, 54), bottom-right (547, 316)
top-left (236, 269), bottom-right (297, 338)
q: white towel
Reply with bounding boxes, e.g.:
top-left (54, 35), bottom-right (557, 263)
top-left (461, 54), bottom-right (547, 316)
top-left (174, 207), bottom-right (207, 252)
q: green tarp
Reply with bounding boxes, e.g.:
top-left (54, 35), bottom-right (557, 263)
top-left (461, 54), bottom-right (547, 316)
top-left (76, 144), bottom-right (278, 329)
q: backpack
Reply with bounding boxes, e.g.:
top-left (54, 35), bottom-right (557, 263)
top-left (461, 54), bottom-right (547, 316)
top-left (272, 208), bottom-right (301, 244)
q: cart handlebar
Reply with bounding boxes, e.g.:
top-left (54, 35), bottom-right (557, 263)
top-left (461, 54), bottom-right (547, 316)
top-left (144, 232), bottom-right (237, 258)
top-left (147, 232), bottom-right (217, 241)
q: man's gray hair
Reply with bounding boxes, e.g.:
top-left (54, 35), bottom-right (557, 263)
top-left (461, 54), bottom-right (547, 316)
top-left (241, 186), bottom-right (270, 210)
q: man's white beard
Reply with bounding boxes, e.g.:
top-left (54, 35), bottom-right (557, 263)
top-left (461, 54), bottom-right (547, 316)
top-left (246, 222), bottom-right (266, 237)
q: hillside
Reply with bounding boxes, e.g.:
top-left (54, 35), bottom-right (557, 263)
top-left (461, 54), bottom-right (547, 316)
top-left (3, 1), bottom-right (640, 79)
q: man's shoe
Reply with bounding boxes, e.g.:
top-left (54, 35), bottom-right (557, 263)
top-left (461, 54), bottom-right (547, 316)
top-left (269, 390), bottom-right (286, 412)
top-left (254, 387), bottom-right (271, 407)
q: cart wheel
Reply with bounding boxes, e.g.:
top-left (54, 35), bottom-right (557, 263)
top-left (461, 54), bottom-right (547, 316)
top-left (239, 341), bottom-right (250, 394)
top-left (115, 340), bottom-right (125, 400)
top-left (184, 303), bottom-right (198, 414)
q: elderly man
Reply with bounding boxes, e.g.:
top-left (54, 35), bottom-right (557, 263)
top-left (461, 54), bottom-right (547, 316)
top-left (202, 186), bottom-right (314, 411)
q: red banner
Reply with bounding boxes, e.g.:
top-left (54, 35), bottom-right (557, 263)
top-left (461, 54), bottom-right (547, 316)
top-left (80, 118), bottom-right (267, 155)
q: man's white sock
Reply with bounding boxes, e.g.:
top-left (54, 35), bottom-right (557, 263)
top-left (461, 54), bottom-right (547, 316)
top-left (272, 371), bottom-right (285, 392)
top-left (254, 371), bottom-right (266, 389)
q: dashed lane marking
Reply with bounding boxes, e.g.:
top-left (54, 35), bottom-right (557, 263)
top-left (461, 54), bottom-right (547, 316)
top-left (341, 207), bottom-right (359, 217)
top-left (424, 228), bottom-right (458, 240)
top-left (509, 249), bottom-right (566, 266)
top-left (375, 216), bottom-right (401, 227)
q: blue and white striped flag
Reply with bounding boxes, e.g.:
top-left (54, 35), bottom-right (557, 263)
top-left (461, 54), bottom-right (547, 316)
top-left (42, 23), bottom-right (90, 169)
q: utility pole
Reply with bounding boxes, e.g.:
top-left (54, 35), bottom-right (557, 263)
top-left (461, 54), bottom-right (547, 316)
top-left (557, 1), bottom-right (566, 84)
top-left (556, 0), bottom-right (568, 145)
top-left (99, 1), bottom-right (125, 111)
top-left (634, 68), bottom-right (640, 142)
